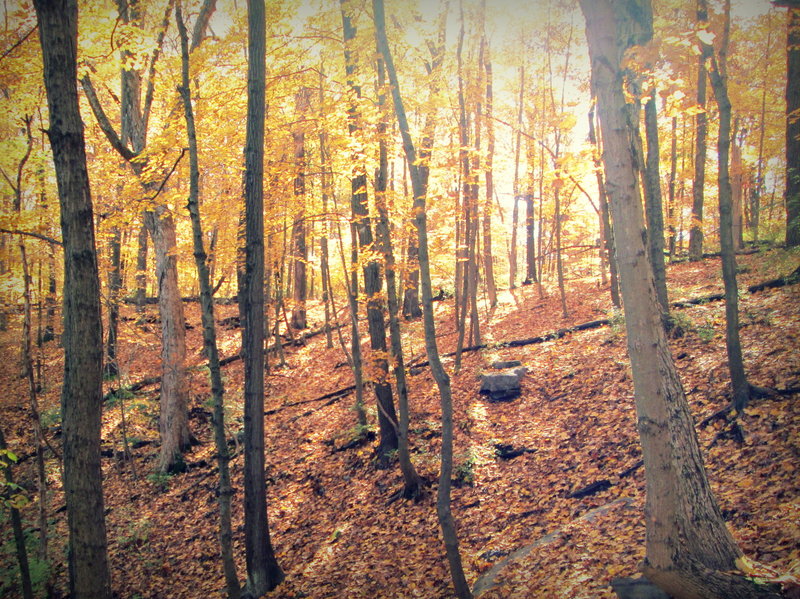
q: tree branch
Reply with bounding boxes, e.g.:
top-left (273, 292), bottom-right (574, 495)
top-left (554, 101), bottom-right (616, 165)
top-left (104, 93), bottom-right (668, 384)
top-left (80, 75), bottom-right (137, 162)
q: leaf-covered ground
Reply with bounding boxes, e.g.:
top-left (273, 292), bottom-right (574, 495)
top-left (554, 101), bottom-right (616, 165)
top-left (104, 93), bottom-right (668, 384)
top-left (1, 248), bottom-right (798, 598)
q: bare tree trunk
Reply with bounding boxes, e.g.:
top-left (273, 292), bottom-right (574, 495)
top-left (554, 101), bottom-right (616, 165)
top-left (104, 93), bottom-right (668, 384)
top-left (689, 0), bottom-right (710, 261)
top-left (241, 0), bottom-right (284, 593)
top-left (374, 0), bottom-right (471, 594)
top-left (668, 115), bottom-right (678, 258)
top-left (643, 90), bottom-right (669, 318)
top-left (290, 87), bottom-right (310, 331)
top-left (34, 0), bottom-right (113, 593)
top-left (104, 226), bottom-right (122, 377)
top-left (582, 3), bottom-right (781, 597)
top-left (510, 65), bottom-right (524, 290)
top-left (481, 9), bottom-right (497, 308)
top-left (0, 425), bottom-right (33, 599)
top-left (175, 8), bottom-right (239, 596)
top-left (374, 44), bottom-right (422, 496)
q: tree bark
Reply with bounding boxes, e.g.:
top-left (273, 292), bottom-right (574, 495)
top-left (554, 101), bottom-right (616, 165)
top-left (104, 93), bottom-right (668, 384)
top-left (290, 87), bottom-right (310, 331)
top-left (340, 0), bottom-right (398, 462)
top-left (374, 0), bottom-right (471, 594)
top-left (689, 0), bottom-right (710, 261)
top-left (241, 0), bottom-right (284, 593)
top-left (783, 3), bottom-right (800, 247)
top-left (699, 0), bottom-right (752, 412)
top-left (0, 425), bottom-right (33, 599)
top-left (34, 0), bottom-right (113, 595)
top-left (175, 7), bottom-right (239, 596)
top-left (581, 3), bottom-right (780, 598)
top-left (643, 91), bottom-right (669, 318)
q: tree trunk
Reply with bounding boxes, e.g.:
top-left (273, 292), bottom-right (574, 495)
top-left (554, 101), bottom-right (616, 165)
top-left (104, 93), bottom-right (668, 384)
top-left (144, 208), bottom-right (191, 473)
top-left (34, 0), bottom-right (113, 594)
top-left (175, 8), bottom-right (239, 596)
top-left (104, 226), bottom-right (122, 378)
top-left (510, 65), bottom-right (524, 290)
top-left (241, 0), bottom-right (284, 593)
top-left (374, 40), bottom-right (421, 496)
top-left (689, 0), bottom-right (710, 261)
top-left (340, 0), bottom-right (398, 462)
top-left (134, 222), bottom-right (148, 314)
top-left (588, 103), bottom-right (621, 308)
top-left (668, 115), bottom-right (678, 258)
top-left (375, 0), bottom-right (471, 594)
top-left (581, 3), bottom-right (781, 598)
top-left (699, 0), bottom-right (752, 412)
top-left (290, 87), bottom-right (310, 331)
top-left (0, 425), bottom-right (34, 599)
top-left (643, 91), bottom-right (669, 318)
top-left (481, 18), bottom-right (497, 308)
top-left (783, 3), bottom-right (800, 247)
top-left (731, 118), bottom-right (745, 250)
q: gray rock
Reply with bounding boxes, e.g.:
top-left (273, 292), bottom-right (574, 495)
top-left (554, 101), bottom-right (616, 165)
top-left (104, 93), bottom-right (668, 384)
top-left (491, 360), bottom-right (522, 369)
top-left (610, 577), bottom-right (671, 599)
top-left (480, 370), bottom-right (524, 402)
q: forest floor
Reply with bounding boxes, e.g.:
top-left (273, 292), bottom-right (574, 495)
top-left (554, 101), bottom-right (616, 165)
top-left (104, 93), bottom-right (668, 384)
top-left (1, 247), bottom-right (799, 599)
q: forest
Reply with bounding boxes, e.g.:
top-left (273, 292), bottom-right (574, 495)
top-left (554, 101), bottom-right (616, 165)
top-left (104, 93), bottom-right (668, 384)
top-left (0, 0), bottom-right (799, 597)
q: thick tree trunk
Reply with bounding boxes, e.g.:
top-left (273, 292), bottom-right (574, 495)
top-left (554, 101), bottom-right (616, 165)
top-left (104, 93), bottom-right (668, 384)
top-left (242, 0), bottom-right (284, 594)
top-left (175, 8), bottom-right (239, 597)
top-left (581, 3), bottom-right (780, 598)
top-left (34, 0), bottom-right (113, 595)
top-left (374, 0), bottom-right (471, 594)
top-left (144, 208), bottom-right (191, 473)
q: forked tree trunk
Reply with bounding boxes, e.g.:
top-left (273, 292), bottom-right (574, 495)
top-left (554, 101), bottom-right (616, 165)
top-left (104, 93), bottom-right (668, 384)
top-left (175, 8), bottom-right (239, 597)
top-left (34, 0), bottom-right (113, 594)
top-left (581, 3), bottom-right (782, 598)
top-left (374, 0), bottom-right (471, 595)
top-left (241, 0), bottom-right (284, 593)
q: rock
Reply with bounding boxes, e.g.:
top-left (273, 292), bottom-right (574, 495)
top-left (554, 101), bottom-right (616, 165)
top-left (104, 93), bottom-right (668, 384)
top-left (491, 360), bottom-right (522, 369)
top-left (480, 369), bottom-right (525, 402)
top-left (610, 577), bottom-right (671, 599)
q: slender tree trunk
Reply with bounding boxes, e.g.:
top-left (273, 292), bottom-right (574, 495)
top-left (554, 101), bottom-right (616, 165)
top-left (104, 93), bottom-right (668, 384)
top-left (781, 3), bottom-right (800, 247)
top-left (34, 0), bottom-right (113, 594)
top-left (689, 0), bottom-right (710, 261)
top-left (290, 88), bottom-right (310, 331)
top-left (481, 10), bottom-right (497, 308)
top-left (699, 0), bottom-right (754, 412)
top-left (104, 226), bottom-right (122, 378)
top-left (510, 65), bottom-right (524, 290)
top-left (374, 43), bottom-right (421, 496)
top-left (340, 0), bottom-right (398, 461)
top-left (0, 425), bottom-right (33, 599)
top-left (668, 115), bottom-right (678, 258)
top-left (582, 4), bottom-right (781, 598)
top-left (753, 11), bottom-right (772, 243)
top-left (731, 118), bottom-right (744, 250)
top-left (175, 8), bottom-right (239, 596)
top-left (643, 90), bottom-right (669, 318)
top-left (589, 103), bottom-right (621, 307)
top-left (554, 184), bottom-right (568, 318)
top-left (241, 0), bottom-right (284, 593)
top-left (374, 1), bottom-right (471, 594)
top-left (134, 223), bottom-right (148, 314)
